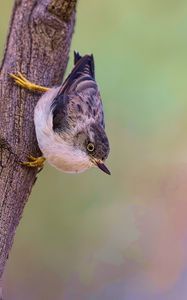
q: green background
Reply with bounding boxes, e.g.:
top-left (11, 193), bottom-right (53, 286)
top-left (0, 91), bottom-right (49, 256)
top-left (1, 1), bottom-right (187, 299)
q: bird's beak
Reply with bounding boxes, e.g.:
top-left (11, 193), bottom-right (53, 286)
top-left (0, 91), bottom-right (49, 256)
top-left (91, 158), bottom-right (111, 175)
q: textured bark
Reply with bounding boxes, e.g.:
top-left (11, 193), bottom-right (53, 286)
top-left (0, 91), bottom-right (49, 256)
top-left (0, 0), bottom-right (77, 278)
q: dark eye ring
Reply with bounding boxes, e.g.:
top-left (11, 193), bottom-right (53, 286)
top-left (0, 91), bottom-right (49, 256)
top-left (87, 142), bottom-right (95, 152)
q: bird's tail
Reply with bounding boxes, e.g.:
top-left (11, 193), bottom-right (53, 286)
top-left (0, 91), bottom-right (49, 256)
top-left (57, 51), bottom-right (95, 94)
top-left (73, 51), bottom-right (95, 79)
top-left (74, 51), bottom-right (82, 64)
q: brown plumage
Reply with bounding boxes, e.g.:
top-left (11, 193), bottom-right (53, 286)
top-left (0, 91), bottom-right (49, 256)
top-left (34, 52), bottom-right (110, 174)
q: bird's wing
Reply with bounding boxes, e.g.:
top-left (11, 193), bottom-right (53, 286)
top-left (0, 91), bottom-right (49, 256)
top-left (51, 86), bottom-right (105, 133)
top-left (51, 52), bottom-right (104, 133)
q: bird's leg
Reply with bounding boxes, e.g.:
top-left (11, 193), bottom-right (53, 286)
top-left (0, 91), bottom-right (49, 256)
top-left (21, 155), bottom-right (46, 168)
top-left (9, 72), bottom-right (48, 168)
top-left (9, 72), bottom-right (50, 93)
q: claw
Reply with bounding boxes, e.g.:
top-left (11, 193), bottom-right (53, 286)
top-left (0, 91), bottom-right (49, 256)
top-left (21, 155), bottom-right (46, 168)
top-left (9, 72), bottom-right (50, 93)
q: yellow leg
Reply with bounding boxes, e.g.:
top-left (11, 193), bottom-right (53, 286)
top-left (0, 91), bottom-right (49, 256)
top-left (9, 72), bottom-right (50, 93)
top-left (21, 155), bottom-right (46, 168)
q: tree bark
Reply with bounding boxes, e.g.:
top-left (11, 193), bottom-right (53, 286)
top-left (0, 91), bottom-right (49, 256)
top-left (0, 0), bottom-right (77, 278)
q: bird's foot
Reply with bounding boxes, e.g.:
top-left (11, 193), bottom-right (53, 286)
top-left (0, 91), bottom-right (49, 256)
top-left (21, 155), bottom-right (46, 168)
top-left (9, 72), bottom-right (50, 93)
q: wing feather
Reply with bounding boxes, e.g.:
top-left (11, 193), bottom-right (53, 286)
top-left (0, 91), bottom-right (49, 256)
top-left (51, 52), bottom-right (104, 133)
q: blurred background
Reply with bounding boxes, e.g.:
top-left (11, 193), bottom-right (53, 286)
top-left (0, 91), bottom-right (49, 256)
top-left (1, 0), bottom-right (187, 299)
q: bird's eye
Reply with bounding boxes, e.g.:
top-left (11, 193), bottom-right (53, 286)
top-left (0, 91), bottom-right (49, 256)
top-left (87, 142), bottom-right (95, 152)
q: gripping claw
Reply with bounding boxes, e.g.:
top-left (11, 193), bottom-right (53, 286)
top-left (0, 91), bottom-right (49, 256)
top-left (9, 72), bottom-right (50, 93)
top-left (21, 155), bottom-right (46, 168)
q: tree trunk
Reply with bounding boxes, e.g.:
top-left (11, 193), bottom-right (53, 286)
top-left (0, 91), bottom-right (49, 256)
top-left (0, 0), bottom-right (77, 279)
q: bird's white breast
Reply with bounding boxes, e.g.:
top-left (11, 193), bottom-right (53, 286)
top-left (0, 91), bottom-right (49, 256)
top-left (34, 87), bottom-right (92, 173)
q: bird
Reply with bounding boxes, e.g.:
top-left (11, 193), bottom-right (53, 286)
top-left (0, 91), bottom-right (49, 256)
top-left (10, 52), bottom-right (110, 175)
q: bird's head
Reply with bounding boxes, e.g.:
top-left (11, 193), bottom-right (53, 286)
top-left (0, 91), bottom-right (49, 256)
top-left (73, 123), bottom-right (110, 175)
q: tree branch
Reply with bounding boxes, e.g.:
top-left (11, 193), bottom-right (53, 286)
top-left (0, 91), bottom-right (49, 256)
top-left (0, 0), bottom-right (77, 278)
